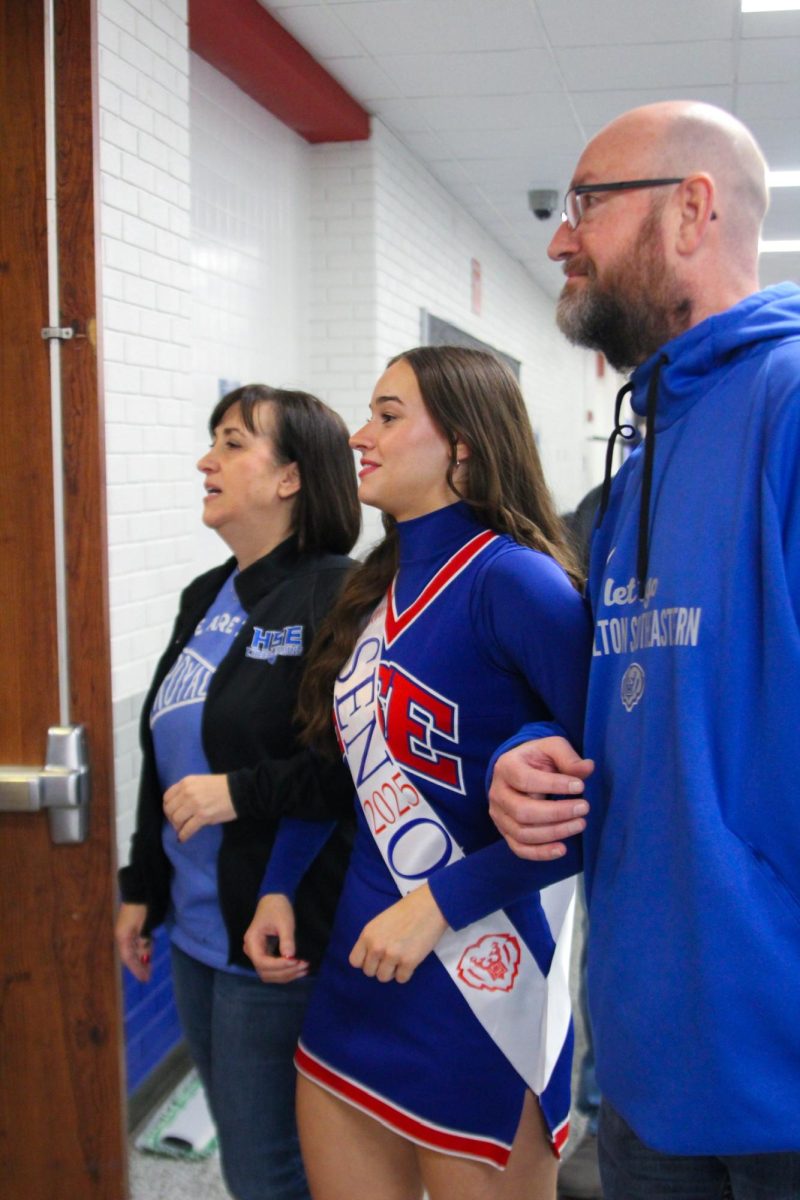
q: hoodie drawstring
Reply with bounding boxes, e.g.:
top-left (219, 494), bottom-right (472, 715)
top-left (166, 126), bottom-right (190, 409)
top-left (597, 354), bottom-right (669, 600)
top-left (636, 354), bottom-right (668, 598)
top-left (598, 381), bottom-right (636, 521)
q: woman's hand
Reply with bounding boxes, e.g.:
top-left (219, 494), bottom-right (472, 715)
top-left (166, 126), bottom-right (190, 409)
top-left (115, 903), bottom-right (153, 983)
top-left (163, 774), bottom-right (236, 842)
top-left (349, 884), bottom-right (448, 984)
top-left (243, 893), bottom-right (309, 984)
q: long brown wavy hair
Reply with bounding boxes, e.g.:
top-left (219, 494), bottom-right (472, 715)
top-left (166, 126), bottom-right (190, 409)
top-left (297, 345), bottom-right (581, 749)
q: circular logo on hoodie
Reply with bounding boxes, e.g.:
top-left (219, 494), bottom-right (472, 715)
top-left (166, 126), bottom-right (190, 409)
top-left (621, 663), bottom-right (645, 711)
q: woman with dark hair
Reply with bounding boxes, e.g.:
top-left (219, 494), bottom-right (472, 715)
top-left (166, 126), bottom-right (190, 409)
top-left (115, 384), bottom-right (359, 1200)
top-left (246, 349), bottom-right (591, 1200)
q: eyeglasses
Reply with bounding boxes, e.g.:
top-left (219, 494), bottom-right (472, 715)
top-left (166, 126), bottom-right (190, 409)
top-left (562, 178), bottom-right (686, 229)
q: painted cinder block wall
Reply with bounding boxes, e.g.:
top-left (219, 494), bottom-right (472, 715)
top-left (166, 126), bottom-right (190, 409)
top-left (98, 0), bottom-right (194, 1091)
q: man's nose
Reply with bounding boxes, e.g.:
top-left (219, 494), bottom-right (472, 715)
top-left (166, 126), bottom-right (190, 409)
top-left (547, 217), bottom-right (579, 262)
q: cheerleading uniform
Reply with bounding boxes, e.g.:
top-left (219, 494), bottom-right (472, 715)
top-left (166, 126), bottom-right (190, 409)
top-left (267, 502), bottom-right (590, 1168)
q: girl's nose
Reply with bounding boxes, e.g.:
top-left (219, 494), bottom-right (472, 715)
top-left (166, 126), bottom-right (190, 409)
top-left (349, 421), bottom-right (371, 450)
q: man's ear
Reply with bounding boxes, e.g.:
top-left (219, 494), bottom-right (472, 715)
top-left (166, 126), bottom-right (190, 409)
top-left (277, 461), bottom-right (301, 499)
top-left (675, 173), bottom-right (716, 255)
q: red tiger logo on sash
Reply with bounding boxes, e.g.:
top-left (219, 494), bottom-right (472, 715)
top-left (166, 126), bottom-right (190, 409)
top-left (457, 933), bottom-right (521, 992)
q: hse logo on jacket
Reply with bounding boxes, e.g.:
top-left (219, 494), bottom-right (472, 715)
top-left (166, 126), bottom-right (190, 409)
top-left (245, 624), bottom-right (303, 662)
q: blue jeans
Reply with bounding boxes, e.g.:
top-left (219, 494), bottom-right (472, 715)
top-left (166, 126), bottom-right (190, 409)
top-left (599, 1100), bottom-right (800, 1199)
top-left (170, 944), bottom-right (313, 1200)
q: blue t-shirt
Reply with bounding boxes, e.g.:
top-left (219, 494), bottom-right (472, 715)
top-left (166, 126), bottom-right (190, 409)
top-left (151, 571), bottom-right (249, 970)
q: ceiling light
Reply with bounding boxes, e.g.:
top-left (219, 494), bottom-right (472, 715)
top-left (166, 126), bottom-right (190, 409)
top-left (759, 239), bottom-right (800, 252)
top-left (742, 1), bottom-right (800, 11)
top-left (769, 170), bottom-right (800, 187)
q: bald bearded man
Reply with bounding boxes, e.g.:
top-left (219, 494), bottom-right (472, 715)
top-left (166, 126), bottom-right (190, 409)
top-left (489, 102), bottom-right (800, 1199)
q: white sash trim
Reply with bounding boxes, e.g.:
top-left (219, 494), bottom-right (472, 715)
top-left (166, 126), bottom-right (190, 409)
top-left (333, 584), bottom-right (575, 1096)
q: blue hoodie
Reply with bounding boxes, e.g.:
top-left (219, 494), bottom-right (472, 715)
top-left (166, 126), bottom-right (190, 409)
top-left (583, 283), bottom-right (800, 1154)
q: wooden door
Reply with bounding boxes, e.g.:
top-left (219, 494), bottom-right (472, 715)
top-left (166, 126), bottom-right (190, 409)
top-left (0, 1), bottom-right (127, 1196)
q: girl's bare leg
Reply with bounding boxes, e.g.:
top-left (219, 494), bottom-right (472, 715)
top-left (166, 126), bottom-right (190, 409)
top-left (419, 1091), bottom-right (557, 1200)
top-left (296, 1075), bottom-right (424, 1200)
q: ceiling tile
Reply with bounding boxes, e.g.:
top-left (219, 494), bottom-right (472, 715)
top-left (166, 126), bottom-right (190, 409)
top-left (267, 4), bottom-right (365, 56)
top-left (441, 129), bottom-right (533, 160)
top-left (759, 251), bottom-right (800, 287)
top-left (737, 82), bottom-right (800, 120)
top-left (556, 41), bottom-right (733, 91)
top-left (762, 189), bottom-right (800, 239)
top-left (373, 48), bottom-right (563, 98)
top-left (463, 159), bottom-right (562, 188)
top-left (536, 0), bottom-right (736, 47)
top-left (396, 93), bottom-right (547, 133)
top-left (737, 37), bottom-right (800, 84)
top-left (323, 54), bottom-right (402, 100)
top-left (326, 0), bottom-right (547, 54)
top-left (434, 127), bottom-right (575, 161)
top-left (572, 85), bottom-right (735, 132)
top-left (741, 10), bottom-right (800, 38)
top-left (740, 117), bottom-right (800, 169)
top-left (373, 96), bottom-right (436, 132)
top-left (391, 128), bottom-right (456, 161)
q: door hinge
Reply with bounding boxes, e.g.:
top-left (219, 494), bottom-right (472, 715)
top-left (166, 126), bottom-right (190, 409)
top-left (41, 325), bottom-right (75, 341)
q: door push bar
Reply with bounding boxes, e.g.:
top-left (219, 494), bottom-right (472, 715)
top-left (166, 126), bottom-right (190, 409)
top-left (0, 725), bottom-right (90, 844)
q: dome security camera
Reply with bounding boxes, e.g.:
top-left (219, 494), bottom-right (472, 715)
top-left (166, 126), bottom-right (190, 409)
top-left (528, 189), bottom-right (559, 220)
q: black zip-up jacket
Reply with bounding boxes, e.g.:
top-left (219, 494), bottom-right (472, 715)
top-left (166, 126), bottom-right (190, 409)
top-left (118, 536), bottom-right (355, 969)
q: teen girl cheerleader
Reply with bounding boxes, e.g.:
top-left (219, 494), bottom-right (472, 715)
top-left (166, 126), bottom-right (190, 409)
top-left (245, 347), bottom-right (591, 1200)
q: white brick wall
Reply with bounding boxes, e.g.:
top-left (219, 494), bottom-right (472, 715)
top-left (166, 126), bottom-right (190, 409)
top-left (98, 0), bottom-right (193, 858)
top-left (105, 44), bottom-right (319, 862)
top-left (189, 54), bottom-right (314, 575)
top-left (307, 143), bottom-right (380, 406)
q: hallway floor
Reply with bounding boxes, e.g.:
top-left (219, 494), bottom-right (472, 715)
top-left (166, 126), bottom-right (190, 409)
top-left (129, 1144), bottom-right (229, 1199)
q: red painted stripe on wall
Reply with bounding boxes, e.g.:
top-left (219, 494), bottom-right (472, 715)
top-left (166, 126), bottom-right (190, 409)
top-left (190, 0), bottom-right (370, 143)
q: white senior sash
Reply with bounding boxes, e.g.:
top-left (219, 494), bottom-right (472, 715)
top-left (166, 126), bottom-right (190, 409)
top-left (333, 536), bottom-right (575, 1095)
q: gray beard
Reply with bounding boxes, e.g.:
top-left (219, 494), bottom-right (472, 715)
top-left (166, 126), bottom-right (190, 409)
top-left (556, 213), bottom-right (692, 371)
top-left (555, 283), bottom-right (671, 373)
